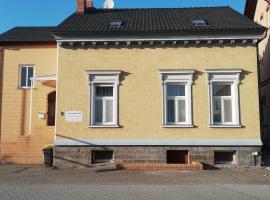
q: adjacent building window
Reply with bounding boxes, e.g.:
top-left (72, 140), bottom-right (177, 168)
top-left (19, 65), bottom-right (34, 88)
top-left (159, 70), bottom-right (195, 127)
top-left (87, 71), bottom-right (121, 127)
top-left (206, 70), bottom-right (241, 127)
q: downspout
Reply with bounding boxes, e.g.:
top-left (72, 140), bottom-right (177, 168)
top-left (28, 78), bottom-right (34, 135)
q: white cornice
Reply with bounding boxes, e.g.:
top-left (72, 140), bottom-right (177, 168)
top-left (159, 69), bottom-right (196, 74)
top-left (86, 70), bottom-right (121, 75)
top-left (205, 69), bottom-right (242, 74)
top-left (56, 34), bottom-right (263, 42)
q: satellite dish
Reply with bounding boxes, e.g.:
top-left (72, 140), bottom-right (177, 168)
top-left (104, 0), bottom-right (114, 9)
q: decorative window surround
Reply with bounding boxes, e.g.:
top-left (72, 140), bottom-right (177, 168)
top-left (86, 70), bottom-right (121, 128)
top-left (205, 69), bottom-right (242, 128)
top-left (159, 70), bottom-right (195, 127)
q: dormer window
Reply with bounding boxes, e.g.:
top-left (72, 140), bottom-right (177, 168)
top-left (192, 19), bottom-right (208, 26)
top-left (109, 21), bottom-right (123, 28)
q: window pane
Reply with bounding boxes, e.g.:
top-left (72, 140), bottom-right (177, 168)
top-left (27, 67), bottom-right (34, 87)
top-left (105, 100), bottom-right (113, 123)
top-left (177, 100), bottom-right (186, 123)
top-left (95, 100), bottom-right (103, 123)
top-left (167, 100), bottom-right (175, 123)
top-left (96, 86), bottom-right (113, 97)
top-left (167, 85), bottom-right (185, 96)
top-left (213, 98), bottom-right (222, 123)
top-left (20, 67), bottom-right (27, 87)
top-left (224, 99), bottom-right (232, 123)
top-left (213, 84), bottom-right (231, 96)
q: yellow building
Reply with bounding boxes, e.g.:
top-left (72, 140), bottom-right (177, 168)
top-left (0, 0), bottom-right (266, 166)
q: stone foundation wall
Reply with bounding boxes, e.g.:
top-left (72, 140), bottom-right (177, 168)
top-left (54, 146), bottom-right (262, 168)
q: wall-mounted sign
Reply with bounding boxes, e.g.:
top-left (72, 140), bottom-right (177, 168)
top-left (66, 111), bottom-right (83, 122)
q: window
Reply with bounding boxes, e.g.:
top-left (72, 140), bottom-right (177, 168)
top-left (19, 66), bottom-right (34, 88)
top-left (159, 70), bottom-right (195, 127)
top-left (212, 83), bottom-right (233, 124)
top-left (87, 71), bottom-right (121, 127)
top-left (192, 19), bottom-right (208, 26)
top-left (268, 9), bottom-right (270, 27)
top-left (92, 150), bottom-right (114, 164)
top-left (167, 150), bottom-right (189, 164)
top-left (109, 20), bottom-right (123, 28)
top-left (94, 85), bottom-right (114, 124)
top-left (214, 151), bottom-right (236, 165)
top-left (166, 84), bottom-right (187, 124)
top-left (260, 16), bottom-right (264, 26)
top-left (206, 70), bottom-right (241, 127)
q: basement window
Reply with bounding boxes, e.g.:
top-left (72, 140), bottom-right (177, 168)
top-left (214, 151), bottom-right (235, 165)
top-left (192, 19), bottom-right (208, 26)
top-left (109, 21), bottom-right (123, 28)
top-left (92, 150), bottom-right (114, 164)
top-left (167, 150), bottom-right (189, 164)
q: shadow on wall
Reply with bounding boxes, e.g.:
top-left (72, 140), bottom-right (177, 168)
top-left (56, 134), bottom-right (110, 150)
top-left (54, 134), bottom-right (116, 167)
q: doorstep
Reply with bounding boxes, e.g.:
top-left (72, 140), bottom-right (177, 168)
top-left (116, 161), bottom-right (203, 170)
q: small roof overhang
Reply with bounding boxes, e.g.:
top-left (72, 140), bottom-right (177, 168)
top-left (32, 74), bottom-right (57, 88)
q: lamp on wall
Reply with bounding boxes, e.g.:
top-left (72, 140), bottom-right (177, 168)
top-left (38, 112), bottom-right (46, 119)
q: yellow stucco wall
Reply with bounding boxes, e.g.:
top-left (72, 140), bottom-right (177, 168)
top-left (57, 45), bottom-right (260, 140)
top-left (0, 44), bottom-right (57, 164)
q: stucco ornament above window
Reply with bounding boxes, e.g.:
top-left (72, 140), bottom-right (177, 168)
top-left (159, 70), bottom-right (195, 128)
top-left (86, 70), bottom-right (121, 128)
top-left (205, 69), bottom-right (242, 128)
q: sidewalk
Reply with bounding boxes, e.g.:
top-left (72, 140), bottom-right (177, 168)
top-left (0, 164), bottom-right (270, 186)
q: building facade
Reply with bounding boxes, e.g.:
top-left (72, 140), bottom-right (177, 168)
top-left (0, 0), bottom-right (265, 167)
top-left (245, 0), bottom-right (270, 145)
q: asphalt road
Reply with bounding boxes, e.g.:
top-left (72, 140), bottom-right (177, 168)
top-left (0, 165), bottom-right (270, 200)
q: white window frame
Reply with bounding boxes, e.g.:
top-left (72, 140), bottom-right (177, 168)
top-left (87, 70), bottom-right (121, 128)
top-left (19, 65), bottom-right (35, 89)
top-left (159, 69), bottom-right (195, 128)
top-left (205, 69), bottom-right (242, 128)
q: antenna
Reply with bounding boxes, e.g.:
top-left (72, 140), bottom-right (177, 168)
top-left (104, 0), bottom-right (114, 9)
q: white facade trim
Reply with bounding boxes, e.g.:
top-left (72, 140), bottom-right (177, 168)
top-left (159, 70), bottom-right (195, 127)
top-left (86, 70), bottom-right (121, 127)
top-left (205, 69), bottom-right (242, 127)
top-left (54, 139), bottom-right (262, 146)
top-left (56, 34), bottom-right (263, 43)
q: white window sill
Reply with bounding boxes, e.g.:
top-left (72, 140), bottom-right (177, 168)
top-left (209, 125), bottom-right (242, 128)
top-left (89, 125), bottom-right (119, 128)
top-left (18, 87), bottom-right (35, 90)
top-left (162, 125), bottom-right (194, 128)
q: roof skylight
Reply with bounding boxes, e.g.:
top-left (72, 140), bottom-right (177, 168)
top-left (109, 21), bottom-right (123, 28)
top-left (192, 19), bottom-right (208, 26)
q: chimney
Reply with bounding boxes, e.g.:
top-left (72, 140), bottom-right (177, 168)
top-left (77, 0), bottom-right (93, 12)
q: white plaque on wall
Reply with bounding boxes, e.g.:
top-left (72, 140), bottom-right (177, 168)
top-left (66, 111), bottom-right (83, 122)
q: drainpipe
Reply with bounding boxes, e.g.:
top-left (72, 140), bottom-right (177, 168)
top-left (28, 78), bottom-right (34, 135)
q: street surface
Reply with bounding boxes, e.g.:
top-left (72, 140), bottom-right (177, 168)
top-left (0, 165), bottom-right (270, 200)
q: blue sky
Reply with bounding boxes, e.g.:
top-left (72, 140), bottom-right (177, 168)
top-left (0, 0), bottom-right (246, 34)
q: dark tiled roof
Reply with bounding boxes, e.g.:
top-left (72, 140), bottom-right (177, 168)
top-left (0, 26), bottom-right (55, 42)
top-left (53, 6), bottom-right (265, 37)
